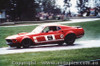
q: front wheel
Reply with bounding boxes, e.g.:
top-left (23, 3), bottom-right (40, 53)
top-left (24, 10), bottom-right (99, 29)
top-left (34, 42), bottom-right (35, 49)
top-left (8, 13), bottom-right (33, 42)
top-left (64, 34), bottom-right (76, 45)
top-left (22, 39), bottom-right (32, 48)
top-left (16, 45), bottom-right (21, 48)
top-left (58, 42), bottom-right (64, 46)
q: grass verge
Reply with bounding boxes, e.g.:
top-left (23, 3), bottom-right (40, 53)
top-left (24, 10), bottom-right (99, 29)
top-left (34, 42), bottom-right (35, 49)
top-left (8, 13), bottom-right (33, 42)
top-left (0, 47), bottom-right (100, 66)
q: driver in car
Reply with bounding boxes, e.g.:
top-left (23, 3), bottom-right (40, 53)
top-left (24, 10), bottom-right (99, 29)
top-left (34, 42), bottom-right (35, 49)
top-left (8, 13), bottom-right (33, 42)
top-left (48, 27), bottom-right (54, 32)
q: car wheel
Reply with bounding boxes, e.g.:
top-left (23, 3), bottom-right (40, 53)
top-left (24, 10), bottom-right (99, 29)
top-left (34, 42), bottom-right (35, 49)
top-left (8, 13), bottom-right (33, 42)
top-left (58, 42), bottom-right (63, 46)
top-left (22, 39), bottom-right (32, 48)
top-left (64, 34), bottom-right (76, 45)
top-left (16, 46), bottom-right (21, 48)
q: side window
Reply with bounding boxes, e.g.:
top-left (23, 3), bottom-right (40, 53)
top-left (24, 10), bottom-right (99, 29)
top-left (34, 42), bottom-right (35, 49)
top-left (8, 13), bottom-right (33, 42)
top-left (42, 27), bottom-right (49, 33)
top-left (48, 26), bottom-right (61, 32)
top-left (42, 26), bottom-right (61, 33)
top-left (48, 26), bottom-right (57, 32)
top-left (57, 26), bottom-right (61, 31)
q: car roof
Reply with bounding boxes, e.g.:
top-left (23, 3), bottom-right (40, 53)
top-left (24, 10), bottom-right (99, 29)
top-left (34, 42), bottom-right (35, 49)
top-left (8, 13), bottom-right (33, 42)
top-left (40, 23), bottom-right (65, 27)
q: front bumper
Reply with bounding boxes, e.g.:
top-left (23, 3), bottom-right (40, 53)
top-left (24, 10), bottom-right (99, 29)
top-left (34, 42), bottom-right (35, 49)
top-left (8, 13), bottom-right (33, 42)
top-left (6, 39), bottom-right (20, 47)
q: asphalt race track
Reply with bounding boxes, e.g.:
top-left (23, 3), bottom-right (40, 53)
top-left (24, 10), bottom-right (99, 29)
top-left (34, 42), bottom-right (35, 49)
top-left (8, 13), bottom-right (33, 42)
top-left (0, 40), bottom-right (100, 55)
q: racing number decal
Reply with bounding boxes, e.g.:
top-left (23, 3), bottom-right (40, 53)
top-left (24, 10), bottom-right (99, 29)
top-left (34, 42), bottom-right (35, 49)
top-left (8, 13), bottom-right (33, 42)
top-left (45, 35), bottom-right (55, 41)
top-left (47, 36), bottom-right (53, 40)
top-left (33, 34), bottom-right (64, 43)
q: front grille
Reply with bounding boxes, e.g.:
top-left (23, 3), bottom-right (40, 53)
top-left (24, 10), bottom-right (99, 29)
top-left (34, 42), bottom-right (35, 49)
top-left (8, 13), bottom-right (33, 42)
top-left (6, 39), bottom-right (12, 43)
top-left (6, 39), bottom-right (13, 45)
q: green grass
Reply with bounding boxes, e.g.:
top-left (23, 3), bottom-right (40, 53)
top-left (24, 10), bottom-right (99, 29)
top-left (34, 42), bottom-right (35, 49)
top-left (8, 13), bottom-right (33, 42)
top-left (0, 47), bottom-right (100, 66)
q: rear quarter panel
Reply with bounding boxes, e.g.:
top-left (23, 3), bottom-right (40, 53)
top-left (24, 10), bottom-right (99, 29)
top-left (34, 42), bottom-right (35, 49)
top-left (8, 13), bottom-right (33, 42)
top-left (60, 26), bottom-right (84, 38)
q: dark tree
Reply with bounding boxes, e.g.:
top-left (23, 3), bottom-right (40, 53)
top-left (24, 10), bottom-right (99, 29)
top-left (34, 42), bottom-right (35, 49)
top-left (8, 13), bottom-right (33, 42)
top-left (0, 0), bottom-right (9, 10)
top-left (64, 0), bottom-right (72, 16)
top-left (0, 0), bottom-right (38, 21)
top-left (94, 0), bottom-right (100, 16)
top-left (76, 0), bottom-right (89, 16)
top-left (15, 0), bottom-right (38, 21)
top-left (64, 0), bottom-right (71, 7)
top-left (36, 0), bottom-right (61, 14)
top-left (13, 0), bottom-right (38, 21)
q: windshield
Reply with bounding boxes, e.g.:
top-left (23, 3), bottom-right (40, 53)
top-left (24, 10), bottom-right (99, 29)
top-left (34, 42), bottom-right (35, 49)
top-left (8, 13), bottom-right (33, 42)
top-left (31, 26), bottom-right (44, 34)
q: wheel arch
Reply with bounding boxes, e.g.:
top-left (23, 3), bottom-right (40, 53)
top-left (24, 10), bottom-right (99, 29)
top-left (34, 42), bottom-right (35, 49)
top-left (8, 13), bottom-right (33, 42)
top-left (20, 36), bottom-right (33, 44)
top-left (64, 32), bottom-right (76, 40)
top-left (64, 31), bottom-right (76, 38)
top-left (21, 38), bottom-right (34, 46)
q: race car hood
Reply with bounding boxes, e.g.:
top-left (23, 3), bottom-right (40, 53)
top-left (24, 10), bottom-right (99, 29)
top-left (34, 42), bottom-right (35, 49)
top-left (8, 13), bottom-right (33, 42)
top-left (6, 35), bottom-right (20, 39)
top-left (5, 32), bottom-right (39, 39)
top-left (18, 32), bottom-right (28, 35)
top-left (6, 32), bottom-right (28, 39)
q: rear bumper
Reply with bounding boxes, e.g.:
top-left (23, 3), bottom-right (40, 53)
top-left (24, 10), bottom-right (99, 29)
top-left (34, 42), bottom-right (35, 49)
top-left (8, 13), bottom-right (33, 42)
top-left (76, 35), bottom-right (84, 38)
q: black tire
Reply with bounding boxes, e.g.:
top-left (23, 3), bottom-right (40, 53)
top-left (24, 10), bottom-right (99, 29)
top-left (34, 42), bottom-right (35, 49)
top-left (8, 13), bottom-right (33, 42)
top-left (22, 39), bottom-right (32, 48)
top-left (64, 34), bottom-right (76, 45)
top-left (16, 45), bottom-right (21, 48)
top-left (58, 42), bottom-right (63, 46)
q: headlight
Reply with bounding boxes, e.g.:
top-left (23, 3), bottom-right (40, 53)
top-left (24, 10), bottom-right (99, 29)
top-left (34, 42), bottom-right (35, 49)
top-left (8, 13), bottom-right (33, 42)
top-left (12, 39), bottom-right (17, 43)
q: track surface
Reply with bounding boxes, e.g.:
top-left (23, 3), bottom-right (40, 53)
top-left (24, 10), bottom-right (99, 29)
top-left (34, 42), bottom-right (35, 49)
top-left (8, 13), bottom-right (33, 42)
top-left (0, 40), bottom-right (100, 55)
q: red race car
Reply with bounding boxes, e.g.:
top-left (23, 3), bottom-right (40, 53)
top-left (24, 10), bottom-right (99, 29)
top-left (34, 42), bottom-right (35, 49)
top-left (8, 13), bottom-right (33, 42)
top-left (5, 24), bottom-right (84, 48)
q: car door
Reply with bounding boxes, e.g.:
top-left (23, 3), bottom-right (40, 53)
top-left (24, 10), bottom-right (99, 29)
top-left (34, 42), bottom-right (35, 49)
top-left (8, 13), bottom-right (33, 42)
top-left (33, 26), bottom-right (64, 44)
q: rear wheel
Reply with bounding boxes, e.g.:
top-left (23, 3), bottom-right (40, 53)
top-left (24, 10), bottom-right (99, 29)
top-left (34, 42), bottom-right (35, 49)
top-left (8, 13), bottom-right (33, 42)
top-left (22, 39), bottom-right (32, 48)
top-left (64, 34), bottom-right (76, 45)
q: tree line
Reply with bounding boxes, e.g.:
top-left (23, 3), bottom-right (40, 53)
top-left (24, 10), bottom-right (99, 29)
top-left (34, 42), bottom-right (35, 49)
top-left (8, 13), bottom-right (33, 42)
top-left (64, 0), bottom-right (100, 16)
top-left (0, 0), bottom-right (100, 21)
top-left (0, 0), bottom-right (61, 21)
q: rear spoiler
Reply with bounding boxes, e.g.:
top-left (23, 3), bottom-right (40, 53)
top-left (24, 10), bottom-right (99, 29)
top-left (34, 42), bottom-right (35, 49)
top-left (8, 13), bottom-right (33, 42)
top-left (72, 26), bottom-right (82, 28)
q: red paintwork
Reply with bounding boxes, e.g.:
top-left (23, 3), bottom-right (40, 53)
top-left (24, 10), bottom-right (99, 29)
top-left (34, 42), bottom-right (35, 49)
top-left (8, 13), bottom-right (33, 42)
top-left (5, 24), bottom-right (84, 46)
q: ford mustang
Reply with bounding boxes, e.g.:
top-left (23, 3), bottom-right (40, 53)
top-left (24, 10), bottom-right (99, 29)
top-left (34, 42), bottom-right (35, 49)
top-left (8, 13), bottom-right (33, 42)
top-left (5, 24), bottom-right (84, 48)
